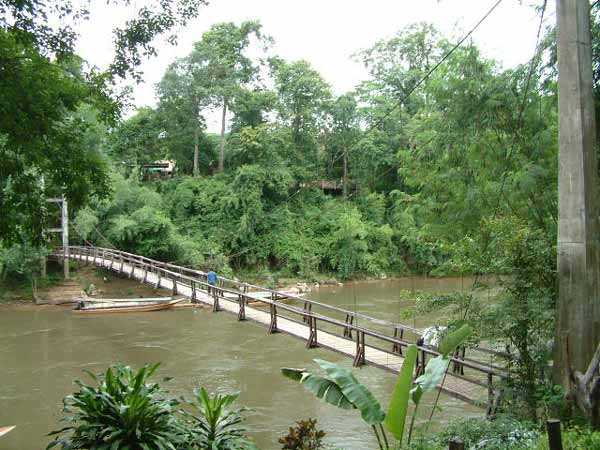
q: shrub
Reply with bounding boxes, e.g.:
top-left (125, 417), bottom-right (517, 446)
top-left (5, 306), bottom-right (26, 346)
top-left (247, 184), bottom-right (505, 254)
top-left (279, 418), bottom-right (326, 450)
top-left (47, 363), bottom-right (185, 450)
top-left (182, 387), bottom-right (255, 450)
top-left (534, 425), bottom-right (600, 450)
top-left (416, 416), bottom-right (539, 450)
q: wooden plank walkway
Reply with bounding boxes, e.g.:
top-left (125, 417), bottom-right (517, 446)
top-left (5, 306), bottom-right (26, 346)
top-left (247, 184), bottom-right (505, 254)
top-left (65, 250), bottom-right (496, 408)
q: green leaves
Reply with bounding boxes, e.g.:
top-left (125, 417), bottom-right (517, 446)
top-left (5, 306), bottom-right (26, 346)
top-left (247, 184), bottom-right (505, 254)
top-left (47, 363), bottom-right (185, 450)
top-left (281, 368), bottom-right (354, 410)
top-left (438, 324), bottom-right (474, 357)
top-left (384, 344), bottom-right (417, 442)
top-left (184, 387), bottom-right (255, 449)
top-left (281, 359), bottom-right (385, 426)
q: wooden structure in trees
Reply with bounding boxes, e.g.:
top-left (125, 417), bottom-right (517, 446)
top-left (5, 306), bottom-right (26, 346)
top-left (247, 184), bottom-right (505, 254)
top-left (57, 245), bottom-right (510, 413)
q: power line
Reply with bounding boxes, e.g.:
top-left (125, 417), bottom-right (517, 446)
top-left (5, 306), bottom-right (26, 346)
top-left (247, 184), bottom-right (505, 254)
top-left (368, 0), bottom-right (505, 132)
top-left (288, 0), bottom-right (505, 202)
top-left (326, 0), bottom-right (505, 170)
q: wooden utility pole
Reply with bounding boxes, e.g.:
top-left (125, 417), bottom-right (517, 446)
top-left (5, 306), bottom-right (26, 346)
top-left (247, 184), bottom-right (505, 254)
top-left (555, 0), bottom-right (600, 385)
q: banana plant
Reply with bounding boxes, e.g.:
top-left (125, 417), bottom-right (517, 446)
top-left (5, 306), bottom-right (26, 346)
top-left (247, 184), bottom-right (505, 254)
top-left (281, 324), bottom-right (473, 449)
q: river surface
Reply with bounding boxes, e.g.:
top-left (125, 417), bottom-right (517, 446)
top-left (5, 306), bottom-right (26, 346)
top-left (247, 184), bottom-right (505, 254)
top-left (0, 277), bottom-right (491, 450)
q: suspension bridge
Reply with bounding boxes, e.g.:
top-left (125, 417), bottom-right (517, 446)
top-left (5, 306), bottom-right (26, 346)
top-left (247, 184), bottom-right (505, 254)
top-left (55, 245), bottom-right (509, 414)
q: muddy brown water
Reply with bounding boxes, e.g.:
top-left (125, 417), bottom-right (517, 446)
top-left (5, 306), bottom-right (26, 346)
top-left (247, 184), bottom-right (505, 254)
top-left (0, 276), bottom-right (490, 449)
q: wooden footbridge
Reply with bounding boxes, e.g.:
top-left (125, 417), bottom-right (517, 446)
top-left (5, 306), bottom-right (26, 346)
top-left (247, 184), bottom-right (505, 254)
top-left (58, 245), bottom-right (509, 413)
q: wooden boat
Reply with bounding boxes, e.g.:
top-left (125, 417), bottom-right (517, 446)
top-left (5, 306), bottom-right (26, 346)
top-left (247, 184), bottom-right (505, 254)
top-left (73, 297), bottom-right (184, 314)
top-left (0, 426), bottom-right (15, 437)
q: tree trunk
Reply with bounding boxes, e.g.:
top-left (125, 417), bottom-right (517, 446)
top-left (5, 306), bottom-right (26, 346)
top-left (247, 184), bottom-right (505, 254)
top-left (343, 146), bottom-right (348, 198)
top-left (555, 0), bottom-right (600, 387)
top-left (218, 98), bottom-right (227, 172)
top-left (193, 125), bottom-right (199, 177)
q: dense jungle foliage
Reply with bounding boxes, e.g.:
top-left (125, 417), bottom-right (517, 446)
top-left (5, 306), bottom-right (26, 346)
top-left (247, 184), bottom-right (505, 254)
top-left (56, 17), bottom-right (568, 283)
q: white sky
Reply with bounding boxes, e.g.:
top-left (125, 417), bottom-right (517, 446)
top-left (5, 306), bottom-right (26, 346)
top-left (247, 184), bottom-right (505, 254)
top-left (76, 0), bottom-right (553, 132)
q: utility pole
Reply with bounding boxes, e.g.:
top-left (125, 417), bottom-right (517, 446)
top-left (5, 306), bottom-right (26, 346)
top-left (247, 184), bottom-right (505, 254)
top-left (46, 195), bottom-right (69, 279)
top-left (555, 0), bottom-right (600, 386)
top-left (61, 195), bottom-right (69, 279)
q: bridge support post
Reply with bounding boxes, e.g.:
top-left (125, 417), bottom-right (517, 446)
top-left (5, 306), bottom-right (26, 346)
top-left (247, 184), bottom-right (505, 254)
top-left (307, 316), bottom-right (318, 348)
top-left (353, 331), bottom-right (365, 367)
top-left (212, 291), bottom-right (220, 312)
top-left (486, 373), bottom-right (495, 418)
top-left (119, 255), bottom-right (124, 273)
top-left (343, 314), bottom-right (354, 339)
top-left (191, 280), bottom-right (197, 303)
top-left (172, 276), bottom-right (178, 295)
top-left (452, 347), bottom-right (466, 375)
top-left (302, 302), bottom-right (312, 324)
top-left (238, 294), bottom-right (246, 321)
top-left (155, 272), bottom-right (162, 289)
top-left (415, 348), bottom-right (427, 378)
top-left (142, 264), bottom-right (148, 283)
top-left (129, 261), bottom-right (135, 278)
top-left (268, 303), bottom-right (278, 334)
top-left (392, 327), bottom-right (403, 355)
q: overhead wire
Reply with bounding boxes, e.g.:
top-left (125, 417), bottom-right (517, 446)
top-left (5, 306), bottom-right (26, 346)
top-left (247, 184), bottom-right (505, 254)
top-left (321, 0), bottom-right (508, 197)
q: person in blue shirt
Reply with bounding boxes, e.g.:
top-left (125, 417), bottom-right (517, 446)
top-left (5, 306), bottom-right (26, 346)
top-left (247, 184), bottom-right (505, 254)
top-left (207, 270), bottom-right (217, 295)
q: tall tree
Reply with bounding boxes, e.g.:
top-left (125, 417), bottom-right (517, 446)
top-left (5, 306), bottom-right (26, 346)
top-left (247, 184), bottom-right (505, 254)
top-left (157, 58), bottom-right (209, 176)
top-left (189, 21), bottom-right (270, 173)
top-left (0, 0), bottom-right (207, 244)
top-left (326, 94), bottom-right (361, 197)
top-left (271, 59), bottom-right (331, 179)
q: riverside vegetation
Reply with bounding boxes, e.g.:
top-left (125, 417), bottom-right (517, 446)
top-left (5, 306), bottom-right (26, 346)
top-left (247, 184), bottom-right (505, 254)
top-left (1, 0), bottom-right (600, 448)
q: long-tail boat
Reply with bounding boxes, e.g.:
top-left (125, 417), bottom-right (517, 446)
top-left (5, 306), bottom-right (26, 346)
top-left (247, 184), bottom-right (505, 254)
top-left (0, 426), bottom-right (15, 438)
top-left (73, 296), bottom-right (184, 314)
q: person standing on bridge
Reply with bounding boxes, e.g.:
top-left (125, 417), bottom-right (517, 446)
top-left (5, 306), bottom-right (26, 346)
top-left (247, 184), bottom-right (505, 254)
top-left (207, 270), bottom-right (218, 295)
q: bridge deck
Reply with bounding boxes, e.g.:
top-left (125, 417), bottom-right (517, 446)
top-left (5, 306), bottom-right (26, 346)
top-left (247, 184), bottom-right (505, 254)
top-left (70, 253), bottom-right (489, 406)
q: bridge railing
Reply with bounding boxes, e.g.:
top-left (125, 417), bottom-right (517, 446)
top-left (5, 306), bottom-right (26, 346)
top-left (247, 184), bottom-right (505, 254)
top-left (62, 245), bottom-right (509, 412)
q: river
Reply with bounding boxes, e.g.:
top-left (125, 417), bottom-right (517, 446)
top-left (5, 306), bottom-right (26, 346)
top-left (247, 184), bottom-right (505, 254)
top-left (0, 277), bottom-right (491, 449)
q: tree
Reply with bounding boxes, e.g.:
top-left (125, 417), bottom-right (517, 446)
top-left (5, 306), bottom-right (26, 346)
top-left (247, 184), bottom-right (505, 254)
top-left (271, 59), bottom-right (331, 179)
top-left (187, 21), bottom-right (270, 173)
top-left (0, 0), bottom-right (208, 245)
top-left (326, 94), bottom-right (361, 197)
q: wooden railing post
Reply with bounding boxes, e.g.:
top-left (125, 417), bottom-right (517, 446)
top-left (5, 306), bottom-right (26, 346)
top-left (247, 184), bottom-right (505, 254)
top-left (237, 294), bottom-right (246, 321)
top-left (448, 438), bottom-right (465, 450)
top-left (486, 373), bottom-right (495, 418)
top-left (191, 280), bottom-right (197, 303)
top-left (415, 348), bottom-right (427, 378)
top-left (268, 303), bottom-right (278, 334)
top-left (392, 327), bottom-right (403, 355)
top-left (172, 275), bottom-right (177, 296)
top-left (343, 314), bottom-right (354, 339)
top-left (302, 302), bottom-right (312, 324)
top-left (546, 419), bottom-right (563, 450)
top-left (142, 263), bottom-right (148, 283)
top-left (452, 346), bottom-right (466, 375)
top-left (353, 331), bottom-right (365, 367)
top-left (129, 260), bottom-right (135, 278)
top-left (155, 271), bottom-right (162, 289)
top-left (307, 316), bottom-right (318, 348)
top-left (212, 290), bottom-right (220, 312)
top-left (119, 254), bottom-right (124, 273)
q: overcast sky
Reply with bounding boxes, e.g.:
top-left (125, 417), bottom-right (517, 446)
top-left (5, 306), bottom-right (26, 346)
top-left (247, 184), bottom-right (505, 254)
top-left (76, 0), bottom-right (552, 132)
